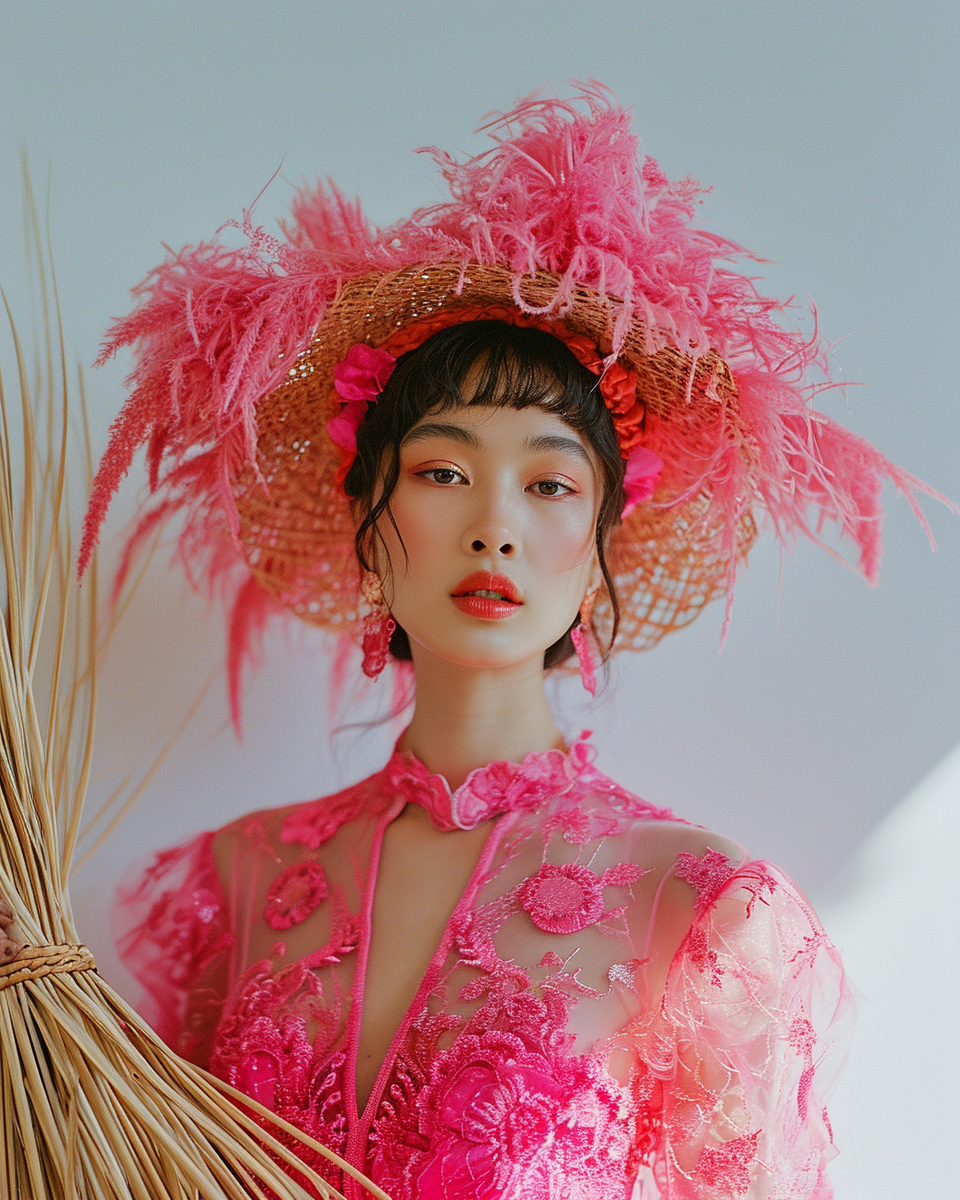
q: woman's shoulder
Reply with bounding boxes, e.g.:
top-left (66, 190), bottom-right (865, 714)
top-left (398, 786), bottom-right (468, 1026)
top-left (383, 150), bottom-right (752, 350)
top-left (576, 758), bottom-right (745, 869)
top-left (208, 764), bottom-right (391, 863)
top-left (577, 765), bottom-right (816, 949)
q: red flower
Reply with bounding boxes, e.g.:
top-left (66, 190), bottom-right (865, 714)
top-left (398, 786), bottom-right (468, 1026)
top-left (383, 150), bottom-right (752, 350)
top-left (598, 362), bottom-right (639, 415)
top-left (326, 343), bottom-right (397, 460)
top-left (263, 861), bottom-right (329, 930)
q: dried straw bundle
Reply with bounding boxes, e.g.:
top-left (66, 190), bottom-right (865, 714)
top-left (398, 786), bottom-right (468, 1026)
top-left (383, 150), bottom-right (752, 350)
top-left (0, 181), bottom-right (389, 1199)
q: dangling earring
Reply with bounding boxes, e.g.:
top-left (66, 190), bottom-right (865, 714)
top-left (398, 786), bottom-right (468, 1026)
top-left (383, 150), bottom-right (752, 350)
top-left (571, 590), bottom-right (599, 697)
top-left (360, 572), bottom-right (396, 680)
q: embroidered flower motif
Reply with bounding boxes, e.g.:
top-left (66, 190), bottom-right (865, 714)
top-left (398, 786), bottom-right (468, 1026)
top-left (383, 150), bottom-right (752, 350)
top-left (129, 841), bottom-right (234, 990)
top-left (454, 746), bottom-right (578, 828)
top-left (695, 1131), bottom-right (760, 1195)
top-left (263, 861), bottom-right (329, 930)
top-left (518, 860), bottom-right (643, 935)
top-left (685, 925), bottom-right (724, 987)
top-left (281, 806), bottom-right (341, 849)
top-left (211, 966), bottom-right (350, 1172)
top-left (674, 847), bottom-right (736, 915)
top-left (378, 734), bottom-right (600, 831)
top-left (551, 806), bottom-right (622, 845)
top-left (520, 863), bottom-right (605, 933)
top-left (397, 1032), bottom-right (631, 1200)
top-left (280, 782), bottom-right (379, 848)
top-left (455, 761), bottom-right (527, 828)
top-left (607, 958), bottom-right (650, 988)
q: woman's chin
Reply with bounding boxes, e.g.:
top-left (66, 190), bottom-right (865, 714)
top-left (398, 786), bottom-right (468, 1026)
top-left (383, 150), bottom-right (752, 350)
top-left (405, 631), bottom-right (557, 674)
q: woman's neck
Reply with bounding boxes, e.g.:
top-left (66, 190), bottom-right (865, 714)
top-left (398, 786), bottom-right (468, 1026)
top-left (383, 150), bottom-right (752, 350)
top-left (398, 649), bottom-right (563, 791)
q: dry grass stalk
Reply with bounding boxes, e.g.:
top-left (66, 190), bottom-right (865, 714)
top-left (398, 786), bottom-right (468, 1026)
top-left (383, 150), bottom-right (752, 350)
top-left (0, 172), bottom-right (390, 1200)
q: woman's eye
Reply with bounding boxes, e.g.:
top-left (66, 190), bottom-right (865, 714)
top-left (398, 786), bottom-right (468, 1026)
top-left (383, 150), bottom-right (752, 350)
top-left (530, 479), bottom-right (573, 497)
top-left (417, 467), bottom-right (466, 485)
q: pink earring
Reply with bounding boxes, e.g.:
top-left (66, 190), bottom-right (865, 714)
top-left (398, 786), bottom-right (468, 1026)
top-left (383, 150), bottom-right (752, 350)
top-left (571, 590), bottom-right (599, 696)
top-left (360, 573), bottom-right (396, 679)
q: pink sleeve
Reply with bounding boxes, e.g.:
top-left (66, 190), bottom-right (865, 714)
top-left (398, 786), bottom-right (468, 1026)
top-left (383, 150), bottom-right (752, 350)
top-left (645, 860), bottom-right (854, 1199)
top-left (113, 831), bottom-right (234, 1066)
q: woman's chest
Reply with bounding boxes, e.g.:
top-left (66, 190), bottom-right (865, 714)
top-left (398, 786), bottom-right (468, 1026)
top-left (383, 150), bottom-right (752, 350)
top-left (207, 947), bottom-right (657, 1200)
top-left (206, 803), bottom-right (670, 1198)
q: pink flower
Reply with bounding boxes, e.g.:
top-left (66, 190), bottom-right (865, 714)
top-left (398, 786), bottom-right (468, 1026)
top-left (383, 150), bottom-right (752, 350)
top-left (325, 400), bottom-right (369, 454)
top-left (263, 861), bottom-right (329, 930)
top-left (332, 343), bottom-right (396, 402)
top-left (519, 863), bottom-right (606, 934)
top-left (621, 445), bottom-right (663, 518)
top-left (455, 750), bottom-right (572, 828)
top-left (326, 343), bottom-right (397, 458)
top-left (454, 760), bottom-right (525, 828)
top-left (519, 861), bottom-right (645, 935)
top-left (407, 1034), bottom-right (631, 1200)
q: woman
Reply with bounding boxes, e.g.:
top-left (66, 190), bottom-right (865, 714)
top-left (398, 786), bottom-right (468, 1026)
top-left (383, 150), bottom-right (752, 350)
top-left (75, 86), bottom-right (918, 1198)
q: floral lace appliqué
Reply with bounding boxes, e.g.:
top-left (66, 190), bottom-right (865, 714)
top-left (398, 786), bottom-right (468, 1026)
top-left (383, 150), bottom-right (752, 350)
top-left (280, 775), bottom-right (388, 849)
top-left (264, 861), bottom-right (329, 930)
top-left (685, 926), bottom-right (724, 987)
top-left (129, 844), bottom-right (234, 988)
top-left (789, 1015), bottom-right (818, 1119)
top-left (695, 1131), bottom-right (760, 1195)
top-left (375, 1027), bottom-right (632, 1200)
top-left (674, 848), bottom-right (736, 915)
top-left (519, 861), bottom-right (644, 934)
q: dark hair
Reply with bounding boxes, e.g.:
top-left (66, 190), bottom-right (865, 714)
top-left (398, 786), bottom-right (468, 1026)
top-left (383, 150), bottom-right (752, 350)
top-left (343, 321), bottom-right (625, 667)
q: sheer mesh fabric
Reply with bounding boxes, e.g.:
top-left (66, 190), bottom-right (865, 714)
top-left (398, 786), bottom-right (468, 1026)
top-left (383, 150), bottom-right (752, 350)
top-left (115, 738), bottom-right (852, 1199)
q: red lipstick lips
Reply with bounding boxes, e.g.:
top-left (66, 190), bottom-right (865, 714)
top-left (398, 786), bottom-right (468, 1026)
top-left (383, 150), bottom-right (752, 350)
top-left (451, 571), bottom-right (523, 620)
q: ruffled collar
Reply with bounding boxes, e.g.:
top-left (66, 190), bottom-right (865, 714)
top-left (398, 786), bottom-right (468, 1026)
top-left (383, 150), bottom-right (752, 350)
top-left (383, 732), bottom-right (597, 831)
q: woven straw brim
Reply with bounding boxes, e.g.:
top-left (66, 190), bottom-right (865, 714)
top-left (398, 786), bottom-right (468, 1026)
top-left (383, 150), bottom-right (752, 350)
top-left (235, 262), bottom-right (757, 652)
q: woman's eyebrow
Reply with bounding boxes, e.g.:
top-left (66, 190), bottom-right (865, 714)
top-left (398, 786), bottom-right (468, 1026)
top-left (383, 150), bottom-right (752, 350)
top-left (524, 434), bottom-right (592, 465)
top-left (402, 423), bottom-right (481, 449)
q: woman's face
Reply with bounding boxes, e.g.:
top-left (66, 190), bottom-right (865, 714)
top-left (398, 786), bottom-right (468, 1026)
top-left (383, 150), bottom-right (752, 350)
top-left (376, 389), bottom-right (602, 671)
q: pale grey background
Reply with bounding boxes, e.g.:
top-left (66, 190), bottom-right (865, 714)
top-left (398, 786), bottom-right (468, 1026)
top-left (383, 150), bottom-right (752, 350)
top-left (1, 1), bottom-right (957, 1195)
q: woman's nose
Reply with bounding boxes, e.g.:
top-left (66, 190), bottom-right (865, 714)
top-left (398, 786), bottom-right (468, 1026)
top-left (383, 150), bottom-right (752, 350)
top-left (462, 491), bottom-right (519, 558)
top-left (468, 534), bottom-right (515, 556)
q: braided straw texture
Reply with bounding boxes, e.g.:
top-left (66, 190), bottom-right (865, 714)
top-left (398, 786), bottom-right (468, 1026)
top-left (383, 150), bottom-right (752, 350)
top-left (237, 262), bottom-right (757, 650)
top-left (0, 944), bottom-right (96, 992)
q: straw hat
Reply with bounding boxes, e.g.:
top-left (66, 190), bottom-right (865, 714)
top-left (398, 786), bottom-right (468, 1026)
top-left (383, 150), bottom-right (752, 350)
top-left (80, 82), bottom-right (927, 707)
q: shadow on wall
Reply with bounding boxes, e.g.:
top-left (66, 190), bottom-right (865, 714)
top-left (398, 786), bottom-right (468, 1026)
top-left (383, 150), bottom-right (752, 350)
top-left (821, 736), bottom-right (960, 1199)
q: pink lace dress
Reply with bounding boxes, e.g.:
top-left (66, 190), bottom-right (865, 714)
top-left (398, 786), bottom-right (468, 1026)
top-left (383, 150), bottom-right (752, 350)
top-left (115, 736), bottom-right (852, 1199)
